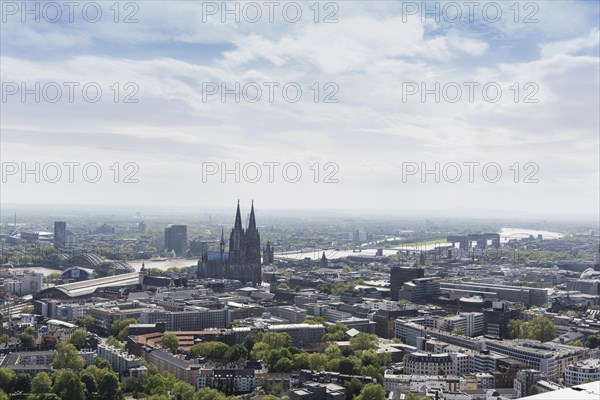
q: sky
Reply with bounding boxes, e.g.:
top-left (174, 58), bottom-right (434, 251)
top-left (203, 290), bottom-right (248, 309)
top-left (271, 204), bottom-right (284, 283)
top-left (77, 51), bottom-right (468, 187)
top-left (1, 0), bottom-right (599, 219)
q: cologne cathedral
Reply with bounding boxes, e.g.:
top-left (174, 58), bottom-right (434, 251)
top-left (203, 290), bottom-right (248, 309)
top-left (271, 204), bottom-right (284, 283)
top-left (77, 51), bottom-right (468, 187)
top-left (197, 201), bottom-right (271, 286)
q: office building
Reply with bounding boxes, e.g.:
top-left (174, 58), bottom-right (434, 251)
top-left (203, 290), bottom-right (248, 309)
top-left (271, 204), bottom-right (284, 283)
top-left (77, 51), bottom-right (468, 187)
top-left (398, 277), bottom-right (441, 303)
top-left (390, 267), bottom-right (424, 301)
top-left (53, 221), bottom-right (66, 248)
top-left (164, 225), bottom-right (188, 256)
top-left (441, 282), bottom-right (548, 306)
top-left (483, 302), bottom-right (520, 338)
top-left (140, 309), bottom-right (227, 331)
top-left (565, 359), bottom-right (600, 386)
top-left (484, 339), bottom-right (585, 380)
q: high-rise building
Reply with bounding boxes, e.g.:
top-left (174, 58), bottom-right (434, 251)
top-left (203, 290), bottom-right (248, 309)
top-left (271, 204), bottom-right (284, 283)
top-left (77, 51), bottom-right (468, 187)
top-left (197, 201), bottom-right (262, 285)
top-left (53, 221), bottom-right (66, 248)
top-left (483, 301), bottom-right (520, 338)
top-left (164, 225), bottom-right (188, 256)
top-left (398, 277), bottom-right (441, 303)
top-left (390, 267), bottom-right (425, 301)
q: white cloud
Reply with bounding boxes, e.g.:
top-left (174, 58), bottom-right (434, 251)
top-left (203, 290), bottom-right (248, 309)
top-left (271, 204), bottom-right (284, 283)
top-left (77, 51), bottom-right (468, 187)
top-left (0, 1), bottom-right (598, 216)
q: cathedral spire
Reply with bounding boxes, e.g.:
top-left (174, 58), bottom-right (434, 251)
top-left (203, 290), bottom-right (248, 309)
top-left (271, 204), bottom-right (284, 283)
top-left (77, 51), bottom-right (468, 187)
top-left (248, 200), bottom-right (256, 231)
top-left (220, 228), bottom-right (225, 253)
top-left (234, 199), bottom-right (242, 230)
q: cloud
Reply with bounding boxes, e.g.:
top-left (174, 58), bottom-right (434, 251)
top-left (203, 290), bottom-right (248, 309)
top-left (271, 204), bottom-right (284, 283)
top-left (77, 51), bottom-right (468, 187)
top-left (0, 1), bottom-right (598, 216)
top-left (540, 28), bottom-right (600, 57)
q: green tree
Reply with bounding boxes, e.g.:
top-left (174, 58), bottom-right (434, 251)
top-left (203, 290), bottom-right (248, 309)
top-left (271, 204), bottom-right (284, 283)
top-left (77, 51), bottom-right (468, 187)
top-left (360, 351), bottom-right (379, 367)
top-left (80, 370), bottom-right (99, 395)
top-left (98, 371), bottom-right (123, 400)
top-left (261, 332), bottom-right (293, 349)
top-left (30, 395), bottom-right (62, 400)
top-left (43, 273), bottom-right (60, 283)
top-left (451, 328), bottom-right (463, 335)
top-left (172, 381), bottom-right (196, 400)
top-left (325, 344), bottom-right (342, 358)
top-left (355, 383), bottom-right (385, 400)
top-left (361, 365), bottom-right (383, 384)
top-left (0, 390), bottom-right (8, 400)
top-left (308, 353), bottom-right (328, 371)
top-left (12, 373), bottom-right (30, 392)
top-left (304, 316), bottom-right (326, 325)
top-left (145, 372), bottom-right (176, 396)
top-left (83, 365), bottom-right (107, 384)
top-left (20, 332), bottom-right (35, 348)
top-left (31, 372), bottom-right (52, 394)
top-left (194, 387), bottom-right (227, 400)
top-left (508, 319), bottom-right (525, 339)
top-left (224, 344), bottom-right (248, 362)
top-left (273, 358), bottom-right (294, 373)
top-left (243, 333), bottom-right (262, 353)
top-left (190, 341), bottom-right (229, 359)
top-left (293, 352), bottom-right (310, 370)
top-left (106, 336), bottom-right (124, 349)
top-left (586, 335), bottom-right (600, 348)
top-left (53, 370), bottom-right (85, 400)
top-left (92, 357), bottom-right (112, 370)
top-left (508, 317), bottom-right (556, 342)
top-left (75, 315), bottom-right (95, 329)
top-left (326, 358), bottom-right (341, 372)
top-left (528, 316), bottom-right (556, 342)
top-left (0, 335), bottom-right (8, 344)
top-left (69, 328), bottom-right (88, 347)
top-left (349, 334), bottom-right (378, 351)
top-left (111, 318), bottom-right (140, 340)
top-left (344, 378), bottom-right (363, 399)
top-left (339, 358), bottom-right (355, 375)
top-left (323, 323), bottom-right (349, 341)
top-left (161, 333), bottom-right (180, 354)
top-left (52, 342), bottom-right (86, 371)
top-left (0, 369), bottom-right (15, 392)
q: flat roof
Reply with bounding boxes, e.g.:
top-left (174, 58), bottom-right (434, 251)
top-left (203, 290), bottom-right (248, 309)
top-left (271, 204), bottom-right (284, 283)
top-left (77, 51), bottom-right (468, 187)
top-left (521, 381), bottom-right (600, 399)
top-left (37, 272), bottom-right (140, 298)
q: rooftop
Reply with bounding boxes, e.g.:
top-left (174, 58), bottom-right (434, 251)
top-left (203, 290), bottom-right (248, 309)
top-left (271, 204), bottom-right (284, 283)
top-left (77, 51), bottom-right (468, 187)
top-left (520, 380), bottom-right (600, 399)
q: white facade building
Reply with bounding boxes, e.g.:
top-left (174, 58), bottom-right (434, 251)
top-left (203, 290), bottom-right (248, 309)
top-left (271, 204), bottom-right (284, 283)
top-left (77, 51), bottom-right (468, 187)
top-left (565, 359), bottom-right (600, 386)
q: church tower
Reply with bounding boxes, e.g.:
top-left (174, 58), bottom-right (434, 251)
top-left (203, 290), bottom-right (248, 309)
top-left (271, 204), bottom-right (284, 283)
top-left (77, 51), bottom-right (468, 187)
top-left (219, 228), bottom-right (225, 254)
top-left (244, 200), bottom-right (261, 264)
top-left (229, 200), bottom-right (244, 262)
top-left (264, 241), bottom-right (274, 264)
top-left (139, 263), bottom-right (147, 286)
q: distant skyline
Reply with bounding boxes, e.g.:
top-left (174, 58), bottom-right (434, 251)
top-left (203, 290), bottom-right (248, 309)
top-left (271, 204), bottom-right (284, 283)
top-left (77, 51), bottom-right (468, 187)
top-left (1, 1), bottom-right (599, 218)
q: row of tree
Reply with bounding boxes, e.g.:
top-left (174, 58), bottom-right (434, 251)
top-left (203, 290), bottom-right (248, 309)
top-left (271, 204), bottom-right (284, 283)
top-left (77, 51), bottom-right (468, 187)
top-left (507, 316), bottom-right (556, 342)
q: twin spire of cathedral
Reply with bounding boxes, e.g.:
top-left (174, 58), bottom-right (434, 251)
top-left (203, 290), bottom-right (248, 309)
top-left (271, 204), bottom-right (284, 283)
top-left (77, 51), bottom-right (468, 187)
top-left (234, 199), bottom-right (256, 232)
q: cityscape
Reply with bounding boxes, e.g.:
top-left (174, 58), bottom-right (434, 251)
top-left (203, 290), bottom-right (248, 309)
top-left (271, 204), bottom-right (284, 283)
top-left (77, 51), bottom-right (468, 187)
top-left (0, 204), bottom-right (599, 400)
top-left (1, 1), bottom-right (599, 400)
